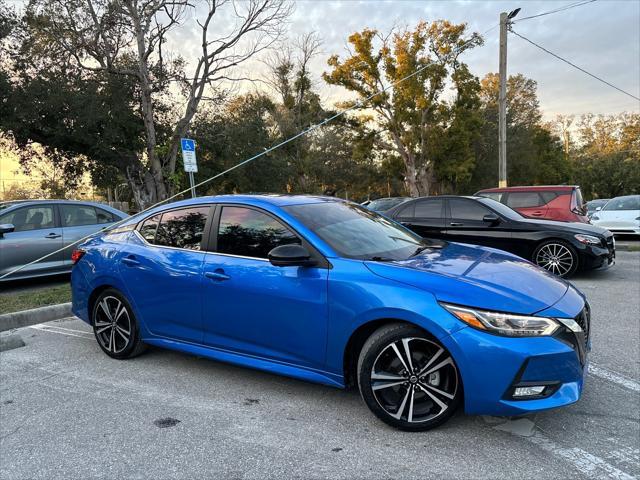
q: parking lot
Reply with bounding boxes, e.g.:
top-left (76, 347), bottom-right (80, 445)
top-left (1, 251), bottom-right (638, 479)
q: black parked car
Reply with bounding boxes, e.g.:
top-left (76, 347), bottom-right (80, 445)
top-left (385, 195), bottom-right (615, 278)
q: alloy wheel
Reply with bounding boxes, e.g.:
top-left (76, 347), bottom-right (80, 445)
top-left (370, 337), bottom-right (458, 423)
top-left (94, 296), bottom-right (132, 354)
top-left (535, 243), bottom-right (574, 276)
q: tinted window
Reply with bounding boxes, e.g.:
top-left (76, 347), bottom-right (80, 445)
top-left (476, 198), bottom-right (523, 220)
top-left (139, 214), bottom-right (161, 243)
top-left (284, 202), bottom-right (423, 261)
top-left (396, 203), bottom-right (415, 218)
top-left (61, 204), bottom-right (98, 227)
top-left (96, 208), bottom-right (116, 224)
top-left (476, 192), bottom-right (503, 202)
top-left (505, 192), bottom-right (543, 208)
top-left (415, 199), bottom-right (444, 218)
top-left (0, 206), bottom-right (55, 232)
top-left (217, 207), bottom-right (300, 259)
top-left (449, 198), bottom-right (492, 221)
top-left (540, 192), bottom-right (558, 204)
top-left (602, 196), bottom-right (640, 211)
top-left (155, 207), bottom-right (209, 250)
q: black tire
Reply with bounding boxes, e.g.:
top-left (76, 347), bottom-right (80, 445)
top-left (91, 288), bottom-right (146, 359)
top-left (532, 240), bottom-right (579, 278)
top-left (357, 323), bottom-right (461, 431)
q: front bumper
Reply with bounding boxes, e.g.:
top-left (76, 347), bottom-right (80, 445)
top-left (577, 237), bottom-right (615, 271)
top-left (442, 299), bottom-right (590, 416)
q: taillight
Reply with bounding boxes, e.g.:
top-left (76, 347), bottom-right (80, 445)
top-left (71, 249), bottom-right (86, 265)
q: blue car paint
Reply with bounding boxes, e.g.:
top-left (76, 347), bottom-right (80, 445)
top-left (71, 194), bottom-right (588, 415)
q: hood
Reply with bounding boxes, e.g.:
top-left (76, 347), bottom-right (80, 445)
top-left (365, 242), bottom-right (569, 315)
top-left (520, 218), bottom-right (610, 236)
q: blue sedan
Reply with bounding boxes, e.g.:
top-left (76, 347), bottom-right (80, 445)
top-left (71, 195), bottom-right (589, 431)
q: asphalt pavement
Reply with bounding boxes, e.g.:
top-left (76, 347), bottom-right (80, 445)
top-left (0, 252), bottom-right (638, 479)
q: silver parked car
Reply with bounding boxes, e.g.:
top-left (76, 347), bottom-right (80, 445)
top-left (0, 200), bottom-right (127, 281)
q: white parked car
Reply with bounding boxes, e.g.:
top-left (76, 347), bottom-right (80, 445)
top-left (590, 195), bottom-right (640, 236)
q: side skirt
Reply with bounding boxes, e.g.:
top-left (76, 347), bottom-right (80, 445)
top-left (142, 337), bottom-right (345, 389)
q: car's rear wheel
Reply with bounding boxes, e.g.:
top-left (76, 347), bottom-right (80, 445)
top-left (92, 289), bottom-right (146, 359)
top-left (533, 240), bottom-right (578, 278)
top-left (357, 323), bottom-right (461, 431)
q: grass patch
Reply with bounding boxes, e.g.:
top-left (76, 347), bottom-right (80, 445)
top-left (0, 284), bottom-right (71, 315)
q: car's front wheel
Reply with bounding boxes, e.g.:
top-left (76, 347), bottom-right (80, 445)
top-left (533, 240), bottom-right (578, 278)
top-left (92, 289), bottom-right (146, 359)
top-left (357, 323), bottom-right (461, 431)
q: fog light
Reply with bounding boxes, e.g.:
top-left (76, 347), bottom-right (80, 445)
top-left (513, 386), bottom-right (546, 397)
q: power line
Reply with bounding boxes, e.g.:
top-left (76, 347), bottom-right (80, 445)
top-left (510, 29), bottom-right (640, 102)
top-left (514, 0), bottom-right (598, 22)
top-left (0, 23), bottom-right (497, 280)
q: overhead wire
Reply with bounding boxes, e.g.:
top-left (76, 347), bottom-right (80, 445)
top-left (513, 0), bottom-right (598, 22)
top-left (0, 22), bottom-right (499, 280)
top-left (509, 28), bottom-right (640, 102)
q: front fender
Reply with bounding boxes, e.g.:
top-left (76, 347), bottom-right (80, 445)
top-left (324, 259), bottom-right (466, 376)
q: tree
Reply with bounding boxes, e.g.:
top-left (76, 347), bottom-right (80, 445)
top-left (469, 72), bottom-right (570, 192)
top-left (22, 0), bottom-right (292, 208)
top-left (323, 21), bottom-right (482, 197)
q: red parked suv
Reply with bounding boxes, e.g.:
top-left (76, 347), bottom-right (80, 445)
top-left (475, 186), bottom-right (590, 223)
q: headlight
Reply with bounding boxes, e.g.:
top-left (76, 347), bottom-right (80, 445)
top-left (442, 303), bottom-right (559, 336)
top-left (574, 234), bottom-right (601, 245)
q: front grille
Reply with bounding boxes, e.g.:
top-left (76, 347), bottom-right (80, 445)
top-left (574, 304), bottom-right (591, 348)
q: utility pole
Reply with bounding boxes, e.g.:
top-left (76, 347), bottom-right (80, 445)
top-left (498, 8), bottom-right (520, 188)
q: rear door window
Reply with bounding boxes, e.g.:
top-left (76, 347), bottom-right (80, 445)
top-left (61, 204), bottom-right (98, 227)
top-left (414, 198), bottom-right (444, 218)
top-left (449, 198), bottom-right (492, 221)
top-left (155, 207), bottom-right (209, 251)
top-left (138, 214), bottom-right (161, 243)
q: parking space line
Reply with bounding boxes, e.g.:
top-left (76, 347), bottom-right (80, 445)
top-left (488, 418), bottom-right (636, 480)
top-left (29, 325), bottom-right (93, 339)
top-left (589, 363), bottom-right (640, 393)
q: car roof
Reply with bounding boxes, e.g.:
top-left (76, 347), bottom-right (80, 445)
top-left (0, 199), bottom-right (126, 214)
top-left (145, 194), bottom-right (343, 211)
top-left (477, 185), bottom-right (577, 193)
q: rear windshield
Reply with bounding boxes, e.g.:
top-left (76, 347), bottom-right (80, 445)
top-left (602, 196), bottom-right (640, 211)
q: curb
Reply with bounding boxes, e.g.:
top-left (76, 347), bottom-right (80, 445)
top-left (0, 303), bottom-right (72, 333)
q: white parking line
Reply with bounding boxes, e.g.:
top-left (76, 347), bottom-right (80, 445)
top-left (29, 324), bottom-right (93, 339)
top-left (589, 363), bottom-right (640, 393)
top-left (489, 418), bottom-right (635, 480)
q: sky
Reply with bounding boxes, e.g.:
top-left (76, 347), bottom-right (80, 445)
top-left (2, 0), bottom-right (639, 192)
top-left (283, 0), bottom-right (640, 117)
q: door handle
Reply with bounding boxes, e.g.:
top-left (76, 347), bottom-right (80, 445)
top-left (121, 256), bottom-right (141, 267)
top-left (449, 222), bottom-right (464, 227)
top-left (205, 270), bottom-right (231, 281)
top-left (530, 211), bottom-right (544, 216)
top-left (45, 233), bottom-right (61, 239)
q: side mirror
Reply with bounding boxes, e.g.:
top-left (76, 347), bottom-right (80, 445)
top-left (482, 214), bottom-right (500, 225)
top-left (268, 244), bottom-right (317, 267)
top-left (0, 223), bottom-right (15, 237)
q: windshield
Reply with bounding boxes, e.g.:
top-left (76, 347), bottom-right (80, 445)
top-left (475, 197), bottom-right (523, 220)
top-left (602, 196), bottom-right (640, 211)
top-left (367, 198), bottom-right (407, 212)
top-left (284, 201), bottom-right (423, 261)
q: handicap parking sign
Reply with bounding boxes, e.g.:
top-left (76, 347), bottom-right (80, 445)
top-left (181, 138), bottom-right (197, 172)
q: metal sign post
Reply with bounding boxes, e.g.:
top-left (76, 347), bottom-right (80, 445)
top-left (181, 138), bottom-right (198, 198)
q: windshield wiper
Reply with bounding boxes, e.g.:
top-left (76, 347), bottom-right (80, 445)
top-left (367, 256), bottom-right (394, 262)
top-left (410, 245), bottom-right (430, 258)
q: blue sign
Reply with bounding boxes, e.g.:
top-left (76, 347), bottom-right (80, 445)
top-left (181, 138), bottom-right (195, 152)
top-left (181, 138), bottom-right (197, 173)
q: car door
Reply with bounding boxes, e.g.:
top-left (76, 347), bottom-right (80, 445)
top-left (59, 203), bottom-right (119, 265)
top-left (445, 198), bottom-right (514, 252)
top-left (392, 198), bottom-right (447, 239)
top-left (0, 204), bottom-right (64, 278)
top-left (202, 205), bottom-right (329, 369)
top-left (118, 206), bottom-right (212, 343)
top-left (504, 192), bottom-right (549, 219)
